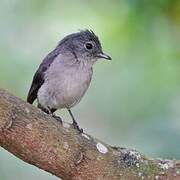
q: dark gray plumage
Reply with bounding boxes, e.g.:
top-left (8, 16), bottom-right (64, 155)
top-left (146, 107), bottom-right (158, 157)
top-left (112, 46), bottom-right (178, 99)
top-left (27, 30), bottom-right (111, 132)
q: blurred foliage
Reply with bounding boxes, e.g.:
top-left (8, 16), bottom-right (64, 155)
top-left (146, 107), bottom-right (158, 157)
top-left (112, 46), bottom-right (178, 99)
top-left (0, 0), bottom-right (180, 179)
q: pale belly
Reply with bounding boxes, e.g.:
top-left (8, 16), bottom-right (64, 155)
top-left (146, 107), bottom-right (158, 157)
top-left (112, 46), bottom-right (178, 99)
top-left (38, 68), bottom-right (92, 110)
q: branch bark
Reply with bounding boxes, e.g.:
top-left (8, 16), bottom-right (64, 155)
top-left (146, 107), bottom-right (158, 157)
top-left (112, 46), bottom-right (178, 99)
top-left (0, 89), bottom-right (179, 180)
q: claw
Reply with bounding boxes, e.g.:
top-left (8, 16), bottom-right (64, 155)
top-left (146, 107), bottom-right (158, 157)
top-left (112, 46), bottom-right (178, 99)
top-left (73, 121), bottom-right (83, 133)
top-left (52, 114), bottom-right (62, 123)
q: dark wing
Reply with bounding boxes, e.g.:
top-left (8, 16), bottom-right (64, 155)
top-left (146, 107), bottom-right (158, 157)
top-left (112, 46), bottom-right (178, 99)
top-left (27, 49), bottom-right (59, 104)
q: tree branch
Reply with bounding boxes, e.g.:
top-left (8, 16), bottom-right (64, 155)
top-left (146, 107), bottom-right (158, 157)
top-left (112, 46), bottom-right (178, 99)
top-left (0, 88), bottom-right (179, 180)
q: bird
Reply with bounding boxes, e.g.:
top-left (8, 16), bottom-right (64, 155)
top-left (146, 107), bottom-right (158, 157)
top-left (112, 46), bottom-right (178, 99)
top-left (27, 30), bottom-right (111, 132)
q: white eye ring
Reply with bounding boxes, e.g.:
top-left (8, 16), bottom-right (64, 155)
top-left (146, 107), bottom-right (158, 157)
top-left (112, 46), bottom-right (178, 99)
top-left (85, 42), bottom-right (94, 50)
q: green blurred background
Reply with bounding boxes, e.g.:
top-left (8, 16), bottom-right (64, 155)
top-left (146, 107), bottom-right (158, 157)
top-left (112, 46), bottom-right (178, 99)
top-left (0, 0), bottom-right (180, 179)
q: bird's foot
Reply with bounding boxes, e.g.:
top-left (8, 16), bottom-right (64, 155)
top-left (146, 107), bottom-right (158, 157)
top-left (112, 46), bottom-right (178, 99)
top-left (38, 105), bottom-right (51, 114)
top-left (72, 121), bottom-right (83, 133)
top-left (67, 109), bottom-right (83, 133)
top-left (52, 114), bottom-right (62, 123)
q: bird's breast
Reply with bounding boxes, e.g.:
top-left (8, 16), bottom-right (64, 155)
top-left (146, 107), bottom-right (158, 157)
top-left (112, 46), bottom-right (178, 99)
top-left (43, 64), bottom-right (93, 109)
top-left (65, 69), bottom-right (91, 96)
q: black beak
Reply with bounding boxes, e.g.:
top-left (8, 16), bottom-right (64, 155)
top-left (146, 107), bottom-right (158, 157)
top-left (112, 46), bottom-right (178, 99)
top-left (97, 52), bottom-right (112, 60)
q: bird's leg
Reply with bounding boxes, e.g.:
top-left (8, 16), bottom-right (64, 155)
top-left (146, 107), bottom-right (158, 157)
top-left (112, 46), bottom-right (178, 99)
top-left (51, 108), bottom-right (62, 123)
top-left (38, 104), bottom-right (51, 114)
top-left (38, 104), bottom-right (62, 123)
top-left (68, 109), bottom-right (83, 133)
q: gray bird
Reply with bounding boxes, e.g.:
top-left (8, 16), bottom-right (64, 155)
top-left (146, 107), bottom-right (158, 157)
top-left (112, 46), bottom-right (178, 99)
top-left (27, 30), bottom-right (111, 132)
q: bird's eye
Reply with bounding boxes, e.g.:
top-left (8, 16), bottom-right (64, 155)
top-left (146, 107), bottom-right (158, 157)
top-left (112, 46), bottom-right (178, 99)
top-left (85, 42), bottom-right (93, 50)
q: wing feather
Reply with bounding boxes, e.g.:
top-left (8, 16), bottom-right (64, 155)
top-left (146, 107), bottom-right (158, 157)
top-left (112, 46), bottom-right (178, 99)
top-left (27, 49), bottom-right (59, 104)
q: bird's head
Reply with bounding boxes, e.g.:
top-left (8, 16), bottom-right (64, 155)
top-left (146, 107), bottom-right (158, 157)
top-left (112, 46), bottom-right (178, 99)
top-left (57, 30), bottom-right (111, 65)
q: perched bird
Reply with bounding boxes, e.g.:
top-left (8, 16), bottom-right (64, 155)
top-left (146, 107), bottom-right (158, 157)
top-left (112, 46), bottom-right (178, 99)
top-left (27, 30), bottom-right (111, 132)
